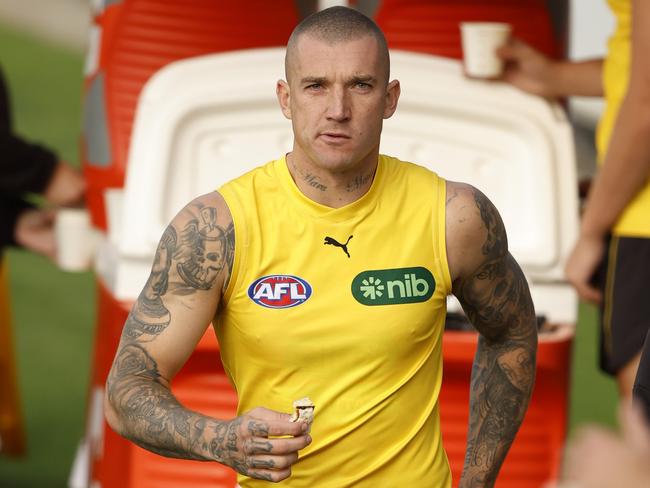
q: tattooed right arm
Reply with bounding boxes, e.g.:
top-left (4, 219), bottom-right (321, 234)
top-left (104, 191), bottom-right (310, 481)
top-left (445, 182), bottom-right (537, 488)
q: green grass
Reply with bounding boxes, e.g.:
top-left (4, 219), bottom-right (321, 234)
top-left (0, 23), bottom-right (94, 488)
top-left (569, 303), bottom-right (619, 431)
top-left (0, 18), bottom-right (619, 488)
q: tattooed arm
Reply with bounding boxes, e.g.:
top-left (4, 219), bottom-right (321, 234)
top-left (445, 181), bottom-right (538, 488)
top-left (104, 191), bottom-right (310, 482)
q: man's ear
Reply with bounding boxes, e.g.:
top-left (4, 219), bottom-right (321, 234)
top-left (276, 80), bottom-right (292, 120)
top-left (383, 79), bottom-right (401, 119)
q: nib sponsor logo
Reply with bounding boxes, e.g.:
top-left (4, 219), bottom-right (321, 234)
top-left (352, 267), bottom-right (435, 305)
top-left (359, 276), bottom-right (385, 299)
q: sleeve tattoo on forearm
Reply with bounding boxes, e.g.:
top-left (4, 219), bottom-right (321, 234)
top-left (455, 189), bottom-right (538, 487)
top-left (107, 341), bottom-right (277, 476)
top-left (107, 342), bottom-right (208, 459)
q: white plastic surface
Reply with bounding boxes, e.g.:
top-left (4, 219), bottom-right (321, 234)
top-left (105, 48), bottom-right (578, 322)
top-left (67, 440), bottom-right (90, 488)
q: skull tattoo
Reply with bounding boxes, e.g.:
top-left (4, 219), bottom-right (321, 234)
top-left (176, 206), bottom-right (226, 290)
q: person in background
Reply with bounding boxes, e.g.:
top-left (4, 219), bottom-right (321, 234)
top-left (0, 64), bottom-right (85, 261)
top-left (499, 0), bottom-right (650, 399)
top-left (0, 62), bottom-right (86, 458)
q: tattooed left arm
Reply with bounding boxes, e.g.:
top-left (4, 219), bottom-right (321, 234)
top-left (445, 181), bottom-right (538, 488)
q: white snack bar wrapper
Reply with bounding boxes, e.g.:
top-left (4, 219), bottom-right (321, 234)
top-left (289, 397), bottom-right (315, 424)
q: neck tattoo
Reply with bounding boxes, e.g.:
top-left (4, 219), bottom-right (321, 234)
top-left (304, 173), bottom-right (327, 192)
top-left (346, 172), bottom-right (373, 193)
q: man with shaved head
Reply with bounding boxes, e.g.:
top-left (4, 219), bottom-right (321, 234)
top-left (285, 5), bottom-right (390, 83)
top-left (105, 6), bottom-right (537, 487)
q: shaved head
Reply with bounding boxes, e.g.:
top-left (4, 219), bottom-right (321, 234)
top-left (285, 6), bottom-right (390, 84)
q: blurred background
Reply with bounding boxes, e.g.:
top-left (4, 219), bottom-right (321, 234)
top-left (0, 0), bottom-right (621, 486)
top-left (0, 1), bottom-right (94, 486)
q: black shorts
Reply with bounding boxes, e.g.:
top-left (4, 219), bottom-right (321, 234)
top-left (592, 235), bottom-right (650, 376)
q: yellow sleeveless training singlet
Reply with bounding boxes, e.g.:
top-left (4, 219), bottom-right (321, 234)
top-left (216, 155), bottom-right (452, 487)
top-left (597, 0), bottom-right (650, 237)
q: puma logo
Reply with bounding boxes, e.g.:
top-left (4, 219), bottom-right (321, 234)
top-left (324, 235), bottom-right (353, 258)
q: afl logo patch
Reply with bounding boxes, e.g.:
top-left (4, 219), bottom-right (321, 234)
top-left (248, 275), bottom-right (312, 309)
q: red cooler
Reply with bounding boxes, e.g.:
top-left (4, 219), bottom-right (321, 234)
top-left (72, 2), bottom-right (575, 488)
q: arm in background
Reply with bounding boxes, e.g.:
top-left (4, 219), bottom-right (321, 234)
top-left (566, 0), bottom-right (650, 302)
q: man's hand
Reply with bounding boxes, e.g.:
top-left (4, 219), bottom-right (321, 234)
top-left (551, 401), bottom-right (650, 488)
top-left (14, 208), bottom-right (56, 260)
top-left (498, 38), bottom-right (603, 98)
top-left (213, 407), bottom-right (312, 482)
top-left (564, 234), bottom-right (604, 304)
top-left (497, 39), bottom-right (559, 97)
top-left (43, 162), bottom-right (86, 207)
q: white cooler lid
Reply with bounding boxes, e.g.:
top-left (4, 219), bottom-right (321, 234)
top-left (108, 48), bottom-right (578, 321)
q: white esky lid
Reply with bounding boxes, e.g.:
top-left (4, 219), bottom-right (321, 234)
top-left (114, 48), bottom-right (577, 318)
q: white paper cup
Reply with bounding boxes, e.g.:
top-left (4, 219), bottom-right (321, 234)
top-left (55, 208), bottom-right (98, 272)
top-left (460, 22), bottom-right (512, 79)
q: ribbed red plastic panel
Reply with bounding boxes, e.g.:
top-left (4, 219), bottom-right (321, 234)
top-left (376, 0), bottom-right (564, 60)
top-left (108, 0), bottom-right (299, 177)
top-left (85, 0), bottom-right (299, 228)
